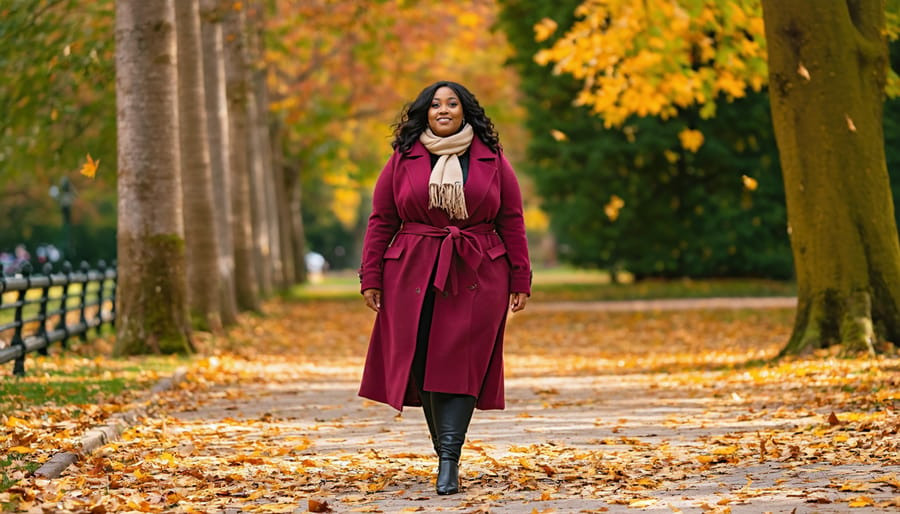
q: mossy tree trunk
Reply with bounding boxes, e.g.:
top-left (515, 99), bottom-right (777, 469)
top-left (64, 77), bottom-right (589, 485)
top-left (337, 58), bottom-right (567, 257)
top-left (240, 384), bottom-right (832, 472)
top-left (114, 0), bottom-right (192, 356)
top-left (762, 0), bottom-right (900, 356)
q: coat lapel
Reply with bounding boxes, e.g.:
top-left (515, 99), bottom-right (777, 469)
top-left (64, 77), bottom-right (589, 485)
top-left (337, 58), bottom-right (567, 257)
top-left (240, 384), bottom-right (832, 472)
top-left (462, 138), bottom-right (499, 220)
top-left (404, 138), bottom-right (498, 224)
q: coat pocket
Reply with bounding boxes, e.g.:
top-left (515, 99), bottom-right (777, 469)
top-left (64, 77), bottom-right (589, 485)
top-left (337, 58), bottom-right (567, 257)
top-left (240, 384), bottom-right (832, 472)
top-left (383, 245), bottom-right (405, 260)
top-left (486, 244), bottom-right (507, 261)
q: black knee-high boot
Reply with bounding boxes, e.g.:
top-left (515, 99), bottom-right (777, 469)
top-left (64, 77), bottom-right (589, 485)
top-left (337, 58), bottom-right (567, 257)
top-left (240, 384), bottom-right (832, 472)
top-left (418, 389), bottom-right (440, 455)
top-left (432, 393), bottom-right (476, 495)
top-left (412, 286), bottom-right (438, 455)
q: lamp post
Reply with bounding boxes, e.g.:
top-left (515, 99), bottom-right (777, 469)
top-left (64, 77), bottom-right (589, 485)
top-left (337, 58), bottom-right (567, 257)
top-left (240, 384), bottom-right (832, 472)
top-left (49, 176), bottom-right (75, 260)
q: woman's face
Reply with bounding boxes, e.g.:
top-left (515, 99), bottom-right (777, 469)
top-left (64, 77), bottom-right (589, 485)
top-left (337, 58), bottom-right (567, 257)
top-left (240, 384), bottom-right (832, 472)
top-left (427, 86), bottom-right (465, 137)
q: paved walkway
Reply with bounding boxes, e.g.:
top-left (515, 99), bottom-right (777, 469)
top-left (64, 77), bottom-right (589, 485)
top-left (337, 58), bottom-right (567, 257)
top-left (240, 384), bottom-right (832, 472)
top-left (44, 297), bottom-right (900, 513)
top-left (164, 363), bottom-right (897, 513)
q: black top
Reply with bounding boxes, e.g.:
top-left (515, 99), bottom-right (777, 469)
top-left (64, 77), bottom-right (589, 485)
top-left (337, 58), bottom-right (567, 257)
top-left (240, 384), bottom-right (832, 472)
top-left (428, 150), bottom-right (470, 184)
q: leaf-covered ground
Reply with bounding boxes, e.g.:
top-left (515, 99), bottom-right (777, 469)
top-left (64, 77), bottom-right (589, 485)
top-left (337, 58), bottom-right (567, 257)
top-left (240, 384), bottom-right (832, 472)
top-left (2, 297), bottom-right (899, 513)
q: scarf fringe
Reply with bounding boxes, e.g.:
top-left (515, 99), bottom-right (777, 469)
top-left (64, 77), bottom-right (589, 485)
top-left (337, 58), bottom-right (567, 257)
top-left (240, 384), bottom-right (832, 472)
top-left (420, 126), bottom-right (473, 220)
top-left (429, 183), bottom-right (468, 220)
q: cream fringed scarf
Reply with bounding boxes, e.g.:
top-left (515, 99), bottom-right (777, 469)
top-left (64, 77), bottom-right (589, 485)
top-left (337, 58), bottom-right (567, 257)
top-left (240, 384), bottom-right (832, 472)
top-left (419, 124), bottom-right (474, 220)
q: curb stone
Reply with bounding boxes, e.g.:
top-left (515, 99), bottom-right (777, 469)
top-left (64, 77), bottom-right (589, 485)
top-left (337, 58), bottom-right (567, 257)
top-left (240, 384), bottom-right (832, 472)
top-left (32, 366), bottom-right (189, 479)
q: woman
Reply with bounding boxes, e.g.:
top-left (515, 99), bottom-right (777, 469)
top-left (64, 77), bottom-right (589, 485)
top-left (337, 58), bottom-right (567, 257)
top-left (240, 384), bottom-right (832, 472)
top-left (358, 80), bottom-right (531, 495)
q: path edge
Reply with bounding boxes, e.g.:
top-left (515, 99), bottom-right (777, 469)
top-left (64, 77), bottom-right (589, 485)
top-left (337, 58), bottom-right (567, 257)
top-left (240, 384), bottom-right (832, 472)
top-left (32, 366), bottom-right (189, 479)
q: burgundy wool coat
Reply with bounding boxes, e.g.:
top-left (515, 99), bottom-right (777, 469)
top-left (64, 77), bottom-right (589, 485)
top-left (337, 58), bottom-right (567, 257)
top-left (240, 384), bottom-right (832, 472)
top-left (358, 137), bottom-right (531, 411)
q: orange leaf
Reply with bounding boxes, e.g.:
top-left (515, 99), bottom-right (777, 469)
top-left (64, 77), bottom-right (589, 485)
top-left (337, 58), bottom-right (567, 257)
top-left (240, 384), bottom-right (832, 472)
top-left (79, 153), bottom-right (99, 178)
top-left (308, 498), bottom-right (332, 512)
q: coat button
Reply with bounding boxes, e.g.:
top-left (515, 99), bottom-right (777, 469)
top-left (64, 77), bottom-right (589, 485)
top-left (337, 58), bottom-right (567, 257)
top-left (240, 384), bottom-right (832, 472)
top-left (442, 291), bottom-right (449, 297)
top-left (415, 287), bottom-right (421, 294)
top-left (468, 283), bottom-right (478, 290)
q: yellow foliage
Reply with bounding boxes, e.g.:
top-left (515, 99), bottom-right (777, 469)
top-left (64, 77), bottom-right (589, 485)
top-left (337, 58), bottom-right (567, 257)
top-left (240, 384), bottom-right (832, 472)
top-left (533, 17), bottom-right (558, 42)
top-left (678, 128), bottom-right (704, 152)
top-left (537, 0), bottom-right (767, 128)
top-left (524, 205), bottom-right (549, 231)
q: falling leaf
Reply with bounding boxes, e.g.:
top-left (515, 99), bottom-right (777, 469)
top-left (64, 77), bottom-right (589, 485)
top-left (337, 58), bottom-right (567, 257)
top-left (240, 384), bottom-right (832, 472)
top-left (79, 153), bottom-right (99, 178)
top-left (549, 129), bottom-right (568, 141)
top-left (604, 195), bottom-right (625, 221)
top-left (741, 175), bottom-right (758, 191)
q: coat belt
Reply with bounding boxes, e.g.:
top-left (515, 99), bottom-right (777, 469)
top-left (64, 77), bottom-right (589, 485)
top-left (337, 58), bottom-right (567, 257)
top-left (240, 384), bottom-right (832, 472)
top-left (399, 222), bottom-right (495, 295)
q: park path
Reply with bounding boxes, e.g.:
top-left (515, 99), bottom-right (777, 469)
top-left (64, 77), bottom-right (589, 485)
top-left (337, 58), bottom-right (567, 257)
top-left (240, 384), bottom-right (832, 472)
top-left (127, 297), bottom-right (896, 513)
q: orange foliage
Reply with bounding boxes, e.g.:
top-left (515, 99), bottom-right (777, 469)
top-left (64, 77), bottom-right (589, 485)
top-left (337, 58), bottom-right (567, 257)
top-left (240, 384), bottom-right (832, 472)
top-left (266, 0), bottom-right (525, 227)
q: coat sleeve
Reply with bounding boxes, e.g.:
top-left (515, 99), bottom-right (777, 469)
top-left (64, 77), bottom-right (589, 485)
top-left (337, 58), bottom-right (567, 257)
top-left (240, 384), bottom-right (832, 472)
top-left (358, 151), bottom-right (402, 292)
top-left (494, 151), bottom-right (532, 295)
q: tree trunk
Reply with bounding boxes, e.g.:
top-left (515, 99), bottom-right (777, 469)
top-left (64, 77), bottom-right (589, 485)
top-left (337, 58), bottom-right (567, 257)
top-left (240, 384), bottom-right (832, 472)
top-left (175, 0), bottom-right (223, 333)
top-left (114, 0), bottom-right (192, 356)
top-left (200, 0), bottom-right (239, 326)
top-left (223, 3), bottom-right (260, 311)
top-left (762, 0), bottom-right (900, 356)
top-left (255, 61), bottom-right (286, 288)
top-left (285, 163), bottom-right (308, 283)
top-left (270, 118), bottom-right (297, 285)
top-left (245, 3), bottom-right (275, 295)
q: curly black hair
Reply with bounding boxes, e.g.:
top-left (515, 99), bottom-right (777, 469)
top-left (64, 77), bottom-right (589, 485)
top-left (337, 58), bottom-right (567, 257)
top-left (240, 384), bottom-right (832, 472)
top-left (391, 81), bottom-right (501, 154)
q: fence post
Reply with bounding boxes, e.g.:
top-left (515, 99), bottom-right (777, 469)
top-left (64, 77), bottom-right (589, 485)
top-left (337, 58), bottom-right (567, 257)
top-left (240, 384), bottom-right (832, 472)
top-left (94, 260), bottom-right (107, 334)
top-left (77, 261), bottom-right (89, 343)
top-left (37, 262), bottom-right (53, 356)
top-left (57, 261), bottom-right (72, 350)
top-left (109, 259), bottom-right (117, 330)
top-left (11, 263), bottom-right (33, 376)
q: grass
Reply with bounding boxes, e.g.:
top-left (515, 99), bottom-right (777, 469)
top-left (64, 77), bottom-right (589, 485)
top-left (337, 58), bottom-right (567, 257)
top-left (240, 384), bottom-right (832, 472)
top-left (1, 348), bottom-right (187, 498)
top-left (285, 267), bottom-right (796, 303)
top-left (0, 351), bottom-right (188, 416)
top-left (1, 454), bottom-right (39, 510)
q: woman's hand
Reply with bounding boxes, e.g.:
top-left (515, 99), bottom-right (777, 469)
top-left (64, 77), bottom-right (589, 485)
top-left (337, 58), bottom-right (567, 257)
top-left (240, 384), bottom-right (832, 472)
top-left (363, 288), bottom-right (382, 312)
top-left (509, 292), bottom-right (528, 313)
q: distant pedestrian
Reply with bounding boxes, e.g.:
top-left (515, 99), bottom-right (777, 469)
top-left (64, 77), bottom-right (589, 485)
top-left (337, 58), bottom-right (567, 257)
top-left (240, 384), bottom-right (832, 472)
top-left (358, 80), bottom-right (532, 495)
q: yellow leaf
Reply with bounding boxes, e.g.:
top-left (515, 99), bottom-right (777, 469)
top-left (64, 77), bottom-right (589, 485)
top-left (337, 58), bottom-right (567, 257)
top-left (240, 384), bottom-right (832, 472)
top-left (549, 129), bottom-right (568, 141)
top-left (8, 446), bottom-right (34, 454)
top-left (712, 445), bottom-right (739, 455)
top-left (848, 495), bottom-right (875, 507)
top-left (840, 481), bottom-right (872, 492)
top-left (678, 129), bottom-right (704, 152)
top-left (741, 175), bottom-right (758, 191)
top-left (534, 18), bottom-right (558, 42)
top-left (6, 416), bottom-right (30, 428)
top-left (80, 153), bottom-right (99, 178)
top-left (604, 195), bottom-right (625, 222)
top-left (629, 498), bottom-right (658, 507)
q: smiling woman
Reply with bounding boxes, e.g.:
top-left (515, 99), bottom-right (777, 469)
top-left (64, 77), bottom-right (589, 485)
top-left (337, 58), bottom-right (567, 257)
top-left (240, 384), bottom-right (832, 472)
top-left (357, 80), bottom-right (532, 495)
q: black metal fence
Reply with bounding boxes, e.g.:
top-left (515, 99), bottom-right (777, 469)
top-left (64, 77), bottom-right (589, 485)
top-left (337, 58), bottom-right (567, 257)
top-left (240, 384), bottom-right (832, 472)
top-left (0, 261), bottom-right (117, 376)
